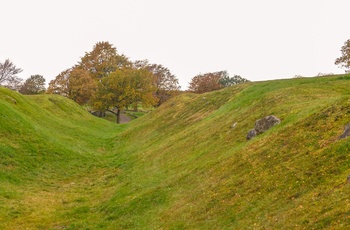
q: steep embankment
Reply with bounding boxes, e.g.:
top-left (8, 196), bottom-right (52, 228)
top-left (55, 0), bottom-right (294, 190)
top-left (0, 88), bottom-right (123, 229)
top-left (102, 75), bottom-right (350, 229)
top-left (1, 75), bottom-right (350, 229)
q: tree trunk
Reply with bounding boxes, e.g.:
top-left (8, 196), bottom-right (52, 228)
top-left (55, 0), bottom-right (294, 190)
top-left (116, 109), bottom-right (121, 124)
top-left (107, 108), bottom-right (121, 124)
top-left (133, 102), bottom-right (138, 112)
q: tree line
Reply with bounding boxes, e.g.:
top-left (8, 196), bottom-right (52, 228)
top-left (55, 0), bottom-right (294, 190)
top-left (2, 38), bottom-right (350, 122)
top-left (0, 60), bottom-right (46, 94)
top-left (0, 41), bottom-right (250, 123)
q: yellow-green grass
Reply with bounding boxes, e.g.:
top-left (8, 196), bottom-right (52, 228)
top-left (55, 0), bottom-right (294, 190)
top-left (2, 75), bottom-right (350, 229)
top-left (0, 89), bottom-right (124, 229)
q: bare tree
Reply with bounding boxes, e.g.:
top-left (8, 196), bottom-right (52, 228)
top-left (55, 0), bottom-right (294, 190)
top-left (335, 39), bottom-right (350, 72)
top-left (0, 59), bottom-right (23, 88)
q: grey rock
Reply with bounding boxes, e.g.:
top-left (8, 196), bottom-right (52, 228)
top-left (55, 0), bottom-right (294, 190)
top-left (246, 129), bottom-right (257, 140)
top-left (255, 115), bottom-right (281, 134)
top-left (339, 123), bottom-right (350, 139)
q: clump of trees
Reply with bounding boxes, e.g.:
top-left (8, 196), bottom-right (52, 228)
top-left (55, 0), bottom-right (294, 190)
top-left (0, 59), bottom-right (46, 94)
top-left (19, 75), bottom-right (46, 94)
top-left (47, 41), bottom-right (181, 123)
top-left (188, 70), bottom-right (249, 94)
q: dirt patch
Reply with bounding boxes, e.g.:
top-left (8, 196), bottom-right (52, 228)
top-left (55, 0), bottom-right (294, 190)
top-left (119, 113), bottom-right (131, 124)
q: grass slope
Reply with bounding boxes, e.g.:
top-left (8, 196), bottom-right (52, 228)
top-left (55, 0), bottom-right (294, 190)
top-left (0, 88), bottom-right (123, 229)
top-left (1, 75), bottom-right (350, 229)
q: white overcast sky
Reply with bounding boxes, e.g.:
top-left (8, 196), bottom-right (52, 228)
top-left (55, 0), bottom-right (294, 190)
top-left (1, 0), bottom-right (350, 89)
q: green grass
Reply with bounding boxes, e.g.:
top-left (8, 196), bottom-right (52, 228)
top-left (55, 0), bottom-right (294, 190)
top-left (125, 110), bottom-right (147, 118)
top-left (0, 89), bottom-right (124, 229)
top-left (1, 75), bottom-right (350, 229)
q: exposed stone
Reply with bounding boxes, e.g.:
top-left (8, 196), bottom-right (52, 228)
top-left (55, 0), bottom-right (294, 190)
top-left (339, 123), bottom-right (350, 139)
top-left (255, 115), bottom-right (281, 134)
top-left (246, 129), bottom-right (257, 140)
top-left (246, 115), bottom-right (281, 141)
top-left (347, 174), bottom-right (350, 183)
top-left (231, 122), bottom-right (238, 129)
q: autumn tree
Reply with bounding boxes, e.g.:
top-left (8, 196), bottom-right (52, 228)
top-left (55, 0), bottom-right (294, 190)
top-left (134, 60), bottom-right (181, 106)
top-left (47, 42), bottom-right (129, 106)
top-left (19, 75), bottom-right (46, 94)
top-left (47, 69), bottom-right (71, 96)
top-left (47, 67), bottom-right (96, 105)
top-left (0, 59), bottom-right (23, 90)
top-left (93, 68), bottom-right (157, 123)
top-left (79, 41), bottom-right (130, 80)
top-left (129, 66), bottom-right (159, 107)
top-left (188, 71), bottom-right (226, 93)
top-left (68, 67), bottom-right (96, 105)
top-left (335, 39), bottom-right (350, 72)
top-left (189, 71), bottom-right (249, 93)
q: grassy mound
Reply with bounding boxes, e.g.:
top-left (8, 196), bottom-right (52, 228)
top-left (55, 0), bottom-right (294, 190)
top-left (104, 75), bottom-right (350, 229)
top-left (1, 75), bottom-right (350, 229)
top-left (0, 87), bottom-right (122, 229)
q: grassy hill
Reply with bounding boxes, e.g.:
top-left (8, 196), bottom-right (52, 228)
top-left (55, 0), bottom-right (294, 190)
top-left (1, 75), bottom-right (350, 229)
